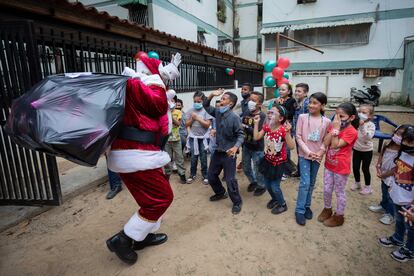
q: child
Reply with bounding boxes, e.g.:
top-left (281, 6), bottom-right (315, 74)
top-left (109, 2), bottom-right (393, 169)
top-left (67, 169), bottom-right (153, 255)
top-left (203, 89), bottom-right (245, 214)
top-left (292, 83), bottom-right (310, 178)
top-left (253, 104), bottom-right (295, 215)
top-left (241, 91), bottom-right (267, 196)
top-left (294, 92), bottom-right (331, 225)
top-left (185, 91), bottom-right (213, 184)
top-left (379, 125), bottom-right (414, 262)
top-left (318, 103), bottom-right (359, 227)
top-left (369, 125), bottom-right (409, 224)
top-left (274, 83), bottom-right (296, 178)
top-left (240, 83), bottom-right (253, 115)
top-left (165, 96), bottom-right (186, 184)
top-left (351, 104), bottom-right (376, 194)
top-left (176, 99), bottom-right (187, 151)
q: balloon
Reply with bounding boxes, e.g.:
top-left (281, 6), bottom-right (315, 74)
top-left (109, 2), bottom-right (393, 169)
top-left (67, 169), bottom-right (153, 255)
top-left (283, 72), bottom-right (289, 79)
top-left (273, 88), bottom-right (280, 98)
top-left (264, 60), bottom-right (277, 72)
top-left (148, 51), bottom-right (160, 60)
top-left (228, 69), bottom-right (235, 76)
top-left (272, 67), bottom-right (284, 80)
top-left (277, 57), bottom-right (290, 69)
top-left (264, 76), bottom-right (276, 87)
top-left (135, 51), bottom-right (148, 60)
top-left (279, 78), bottom-right (289, 85)
top-left (225, 68), bottom-right (231, 74)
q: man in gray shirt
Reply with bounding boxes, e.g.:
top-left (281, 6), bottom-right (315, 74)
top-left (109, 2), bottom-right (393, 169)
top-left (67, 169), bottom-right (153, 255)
top-left (203, 89), bottom-right (245, 214)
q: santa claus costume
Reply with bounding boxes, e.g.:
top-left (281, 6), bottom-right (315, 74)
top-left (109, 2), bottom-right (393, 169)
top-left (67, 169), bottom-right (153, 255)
top-left (106, 53), bottom-right (181, 264)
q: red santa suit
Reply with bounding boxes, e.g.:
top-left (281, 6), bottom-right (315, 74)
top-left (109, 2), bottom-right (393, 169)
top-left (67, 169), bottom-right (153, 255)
top-left (107, 56), bottom-right (178, 241)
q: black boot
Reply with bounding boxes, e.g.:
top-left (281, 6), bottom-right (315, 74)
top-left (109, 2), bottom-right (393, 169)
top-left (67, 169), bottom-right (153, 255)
top-left (132, 233), bottom-right (168, 250)
top-left (106, 231), bottom-right (138, 264)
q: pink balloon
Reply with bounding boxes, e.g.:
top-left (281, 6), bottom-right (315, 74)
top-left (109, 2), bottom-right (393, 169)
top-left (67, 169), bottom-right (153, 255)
top-left (277, 57), bottom-right (290, 69)
top-left (279, 78), bottom-right (289, 85)
top-left (228, 69), bottom-right (235, 76)
top-left (272, 67), bottom-right (284, 80)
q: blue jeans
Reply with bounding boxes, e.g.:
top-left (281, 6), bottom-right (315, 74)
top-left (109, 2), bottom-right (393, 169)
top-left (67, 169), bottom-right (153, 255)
top-left (242, 147), bottom-right (265, 188)
top-left (393, 204), bottom-right (414, 252)
top-left (263, 176), bottom-right (285, 205)
top-left (380, 181), bottom-right (395, 217)
top-left (295, 157), bottom-right (320, 214)
top-left (108, 169), bottom-right (122, 191)
top-left (189, 138), bottom-right (208, 179)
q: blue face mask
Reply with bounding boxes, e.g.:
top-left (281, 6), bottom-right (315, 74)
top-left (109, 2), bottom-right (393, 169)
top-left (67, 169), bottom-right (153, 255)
top-left (219, 105), bottom-right (230, 114)
top-left (193, 103), bottom-right (203, 110)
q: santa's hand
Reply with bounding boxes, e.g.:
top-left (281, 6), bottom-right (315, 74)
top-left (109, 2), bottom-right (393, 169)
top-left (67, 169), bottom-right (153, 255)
top-left (171, 53), bottom-right (182, 67)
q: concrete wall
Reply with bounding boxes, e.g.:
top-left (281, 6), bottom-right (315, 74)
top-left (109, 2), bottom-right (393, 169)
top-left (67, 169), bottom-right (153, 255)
top-left (261, 0), bottom-right (414, 100)
top-left (234, 0), bottom-right (259, 61)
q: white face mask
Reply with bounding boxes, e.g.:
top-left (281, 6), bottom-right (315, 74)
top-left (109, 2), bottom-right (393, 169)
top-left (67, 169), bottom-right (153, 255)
top-left (358, 112), bottom-right (368, 121)
top-left (248, 100), bottom-right (257, 112)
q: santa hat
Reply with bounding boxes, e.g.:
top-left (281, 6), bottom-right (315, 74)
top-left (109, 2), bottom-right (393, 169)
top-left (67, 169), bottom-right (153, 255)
top-left (137, 56), bottom-right (161, 75)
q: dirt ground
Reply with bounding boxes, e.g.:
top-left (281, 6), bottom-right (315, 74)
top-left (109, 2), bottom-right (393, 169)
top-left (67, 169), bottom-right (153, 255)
top-left (1, 112), bottom-right (414, 276)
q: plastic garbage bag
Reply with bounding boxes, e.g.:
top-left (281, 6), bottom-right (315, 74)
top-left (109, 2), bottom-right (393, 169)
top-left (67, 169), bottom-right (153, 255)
top-left (5, 73), bottom-right (129, 166)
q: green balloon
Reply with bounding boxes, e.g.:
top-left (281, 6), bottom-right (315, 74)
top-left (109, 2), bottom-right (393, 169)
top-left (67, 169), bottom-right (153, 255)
top-left (274, 88), bottom-right (280, 98)
top-left (265, 76), bottom-right (276, 87)
top-left (148, 51), bottom-right (160, 60)
top-left (225, 68), bottom-right (231, 74)
top-left (283, 72), bottom-right (289, 79)
top-left (264, 60), bottom-right (277, 72)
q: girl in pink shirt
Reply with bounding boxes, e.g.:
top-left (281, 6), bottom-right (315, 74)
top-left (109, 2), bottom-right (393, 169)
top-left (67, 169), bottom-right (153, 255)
top-left (294, 92), bottom-right (331, 226)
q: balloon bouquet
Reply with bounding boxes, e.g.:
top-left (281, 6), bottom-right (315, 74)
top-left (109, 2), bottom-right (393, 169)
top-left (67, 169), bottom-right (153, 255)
top-left (263, 57), bottom-right (291, 98)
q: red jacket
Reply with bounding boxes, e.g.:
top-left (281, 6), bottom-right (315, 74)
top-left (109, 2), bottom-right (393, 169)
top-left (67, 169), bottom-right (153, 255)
top-left (111, 78), bottom-right (169, 151)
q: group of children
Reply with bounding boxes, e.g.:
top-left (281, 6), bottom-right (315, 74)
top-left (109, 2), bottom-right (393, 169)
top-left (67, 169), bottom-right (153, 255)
top-left (160, 82), bottom-right (414, 262)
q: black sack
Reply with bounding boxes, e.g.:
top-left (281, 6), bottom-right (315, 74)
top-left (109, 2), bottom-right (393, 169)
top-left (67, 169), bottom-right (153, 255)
top-left (5, 73), bottom-right (129, 166)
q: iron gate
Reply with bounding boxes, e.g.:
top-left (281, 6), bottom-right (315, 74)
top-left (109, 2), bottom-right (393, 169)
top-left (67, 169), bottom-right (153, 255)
top-left (0, 21), bottom-right (62, 206)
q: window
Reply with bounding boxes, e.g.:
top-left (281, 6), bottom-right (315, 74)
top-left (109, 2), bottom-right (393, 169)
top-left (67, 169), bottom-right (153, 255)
top-left (264, 31), bottom-right (288, 49)
top-left (297, 0), bottom-right (317, 3)
top-left (217, 0), bottom-right (226, 23)
top-left (292, 70), bottom-right (359, 76)
top-left (331, 69), bottom-right (360, 75)
top-left (197, 30), bottom-right (206, 45)
top-left (257, 3), bottom-right (263, 22)
top-left (257, 38), bottom-right (262, 54)
top-left (380, 69), bottom-right (396, 77)
top-left (218, 39), bottom-right (233, 54)
top-left (127, 4), bottom-right (148, 26)
top-left (293, 24), bottom-right (371, 47)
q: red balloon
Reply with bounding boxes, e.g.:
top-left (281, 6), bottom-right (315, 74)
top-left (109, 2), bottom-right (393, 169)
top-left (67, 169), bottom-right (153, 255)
top-left (228, 69), bottom-right (234, 76)
top-left (272, 67), bottom-right (284, 80)
top-left (134, 51), bottom-right (148, 60)
top-left (277, 57), bottom-right (290, 69)
top-left (279, 78), bottom-right (289, 85)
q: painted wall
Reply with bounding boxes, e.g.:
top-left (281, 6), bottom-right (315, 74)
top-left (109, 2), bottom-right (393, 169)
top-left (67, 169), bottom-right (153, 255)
top-left (235, 1), bottom-right (259, 61)
top-left (262, 0), bottom-right (414, 24)
top-left (261, 0), bottom-right (414, 100)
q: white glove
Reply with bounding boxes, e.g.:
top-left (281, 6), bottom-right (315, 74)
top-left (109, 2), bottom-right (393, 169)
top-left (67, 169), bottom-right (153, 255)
top-left (171, 52), bottom-right (181, 67)
top-left (122, 67), bottom-right (145, 80)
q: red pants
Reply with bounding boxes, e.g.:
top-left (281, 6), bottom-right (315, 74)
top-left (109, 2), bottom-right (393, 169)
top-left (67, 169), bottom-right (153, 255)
top-left (120, 168), bottom-right (173, 221)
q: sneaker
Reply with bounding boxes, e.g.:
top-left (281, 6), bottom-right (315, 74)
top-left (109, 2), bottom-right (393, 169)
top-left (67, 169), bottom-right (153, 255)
top-left (281, 174), bottom-right (287, 181)
top-left (186, 175), bottom-right (196, 184)
top-left (203, 178), bottom-right (209, 185)
top-left (291, 171), bottom-right (300, 178)
top-left (266, 199), bottom-right (278, 209)
top-left (271, 203), bottom-right (288, 215)
top-left (295, 212), bottom-right (306, 226)
top-left (391, 246), bottom-right (414, 263)
top-left (369, 205), bottom-right (385, 213)
top-left (232, 203), bottom-right (242, 214)
top-left (247, 182), bottom-right (258, 192)
top-left (304, 207), bottom-right (313, 220)
top-left (378, 236), bottom-right (404, 248)
top-left (359, 186), bottom-right (373, 195)
top-left (209, 193), bottom-right (228, 202)
top-left (179, 174), bottom-right (187, 184)
top-left (172, 162), bottom-right (178, 173)
top-left (106, 186), bottom-right (122, 200)
top-left (350, 182), bottom-right (361, 191)
top-left (253, 187), bottom-right (266, 196)
top-left (379, 214), bottom-right (395, 225)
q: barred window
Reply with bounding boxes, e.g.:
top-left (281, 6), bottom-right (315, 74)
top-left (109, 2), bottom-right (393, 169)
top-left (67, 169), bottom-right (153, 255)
top-left (127, 4), bottom-right (148, 26)
top-left (293, 69), bottom-right (359, 76)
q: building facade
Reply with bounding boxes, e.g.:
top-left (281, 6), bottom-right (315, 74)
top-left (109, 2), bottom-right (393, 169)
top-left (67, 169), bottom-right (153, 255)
top-left (261, 0), bottom-right (414, 101)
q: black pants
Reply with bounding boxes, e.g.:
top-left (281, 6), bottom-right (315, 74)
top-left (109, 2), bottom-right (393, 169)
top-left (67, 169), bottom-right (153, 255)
top-left (208, 151), bottom-right (242, 205)
top-left (352, 149), bottom-right (373, 186)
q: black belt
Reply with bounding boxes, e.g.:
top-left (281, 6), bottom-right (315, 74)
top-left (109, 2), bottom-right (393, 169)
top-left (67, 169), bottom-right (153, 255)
top-left (118, 126), bottom-right (169, 149)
